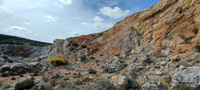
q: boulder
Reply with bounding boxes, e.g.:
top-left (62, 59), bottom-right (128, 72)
top-left (0, 65), bottom-right (11, 72)
top-left (142, 80), bottom-right (158, 90)
top-left (34, 79), bottom-right (45, 90)
top-left (111, 75), bottom-right (128, 88)
top-left (170, 55), bottom-right (180, 62)
top-left (171, 66), bottom-right (200, 88)
top-left (142, 79), bottom-right (168, 90)
top-left (10, 63), bottom-right (25, 71)
top-left (26, 62), bottom-right (40, 67)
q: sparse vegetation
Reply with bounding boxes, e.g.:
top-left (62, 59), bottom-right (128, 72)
top-left (172, 85), bottom-right (196, 90)
top-left (102, 66), bottom-right (116, 73)
top-left (79, 52), bottom-right (86, 62)
top-left (88, 68), bottom-right (97, 74)
top-left (129, 68), bottom-right (140, 79)
top-left (15, 78), bottom-right (35, 90)
top-left (41, 85), bottom-right (53, 90)
top-left (1, 73), bottom-right (8, 77)
top-left (52, 73), bottom-right (62, 79)
top-left (50, 79), bottom-right (56, 87)
top-left (196, 43), bottom-right (200, 52)
top-left (117, 63), bottom-right (128, 71)
top-left (95, 79), bottom-right (117, 90)
top-left (75, 79), bottom-right (83, 85)
top-left (49, 57), bottom-right (68, 66)
top-left (81, 44), bottom-right (87, 48)
top-left (84, 79), bottom-right (117, 90)
top-left (19, 74), bottom-right (24, 77)
top-left (32, 69), bottom-right (40, 76)
top-left (98, 32), bottom-right (103, 37)
top-left (71, 42), bottom-right (79, 47)
top-left (68, 46), bottom-right (76, 51)
top-left (11, 77), bottom-right (16, 80)
top-left (192, 27), bottom-right (198, 34)
top-left (3, 85), bottom-right (11, 90)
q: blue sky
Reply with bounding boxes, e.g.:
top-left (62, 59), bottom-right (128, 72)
top-left (0, 0), bottom-right (159, 43)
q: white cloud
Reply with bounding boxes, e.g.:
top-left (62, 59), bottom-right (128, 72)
top-left (71, 31), bottom-right (80, 36)
top-left (93, 16), bottom-right (104, 22)
top-left (8, 26), bottom-right (32, 33)
top-left (55, 2), bottom-right (64, 8)
top-left (0, 5), bottom-right (13, 14)
top-left (22, 21), bottom-right (34, 26)
top-left (43, 15), bottom-right (57, 22)
top-left (58, 0), bottom-right (72, 5)
top-left (2, 26), bottom-right (33, 36)
top-left (82, 16), bottom-right (113, 30)
top-left (99, 7), bottom-right (130, 19)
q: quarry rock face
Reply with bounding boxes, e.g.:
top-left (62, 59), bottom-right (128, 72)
top-left (45, 0), bottom-right (200, 89)
top-left (49, 0), bottom-right (200, 62)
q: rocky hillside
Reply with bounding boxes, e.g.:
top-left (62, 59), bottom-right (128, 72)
top-left (50, 0), bottom-right (200, 61)
top-left (1, 0), bottom-right (200, 90)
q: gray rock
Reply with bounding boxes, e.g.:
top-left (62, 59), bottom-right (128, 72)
top-left (160, 61), bottom-right (167, 66)
top-left (142, 80), bottom-right (158, 90)
top-left (118, 75), bottom-right (128, 85)
top-left (0, 65), bottom-right (11, 72)
top-left (10, 63), bottom-right (25, 71)
top-left (34, 79), bottom-right (45, 90)
top-left (171, 66), bottom-right (200, 88)
top-left (26, 62), bottom-right (40, 67)
top-left (142, 79), bottom-right (167, 90)
top-left (156, 71), bottom-right (163, 76)
top-left (0, 57), bottom-right (5, 61)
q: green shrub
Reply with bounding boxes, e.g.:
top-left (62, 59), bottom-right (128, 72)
top-left (79, 53), bottom-right (86, 61)
top-left (117, 63), bottom-right (128, 71)
top-left (11, 77), bottom-right (16, 80)
top-left (71, 42), bottom-right (79, 47)
top-left (129, 68), bottom-right (140, 79)
top-left (95, 79), bottom-right (116, 90)
top-left (1, 73), bottom-right (8, 77)
top-left (192, 27), bottom-right (198, 34)
top-left (19, 74), bottom-right (24, 77)
top-left (98, 32), bottom-right (103, 37)
top-left (196, 44), bottom-right (200, 52)
top-left (41, 85), bottom-right (53, 90)
top-left (75, 79), bottom-right (82, 85)
top-left (68, 46), bottom-right (75, 51)
top-left (32, 69), bottom-right (40, 76)
top-left (81, 44), bottom-right (87, 48)
top-left (3, 85), bottom-right (11, 90)
top-left (52, 73), bottom-right (62, 79)
top-left (50, 79), bottom-right (56, 87)
top-left (88, 68), bottom-right (97, 74)
top-left (15, 78), bottom-right (35, 90)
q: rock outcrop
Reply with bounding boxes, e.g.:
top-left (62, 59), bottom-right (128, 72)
top-left (0, 44), bottom-right (51, 66)
top-left (171, 66), bottom-right (200, 88)
top-left (49, 0), bottom-right (200, 62)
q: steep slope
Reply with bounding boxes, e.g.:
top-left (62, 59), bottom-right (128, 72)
top-left (50, 0), bottom-right (200, 61)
